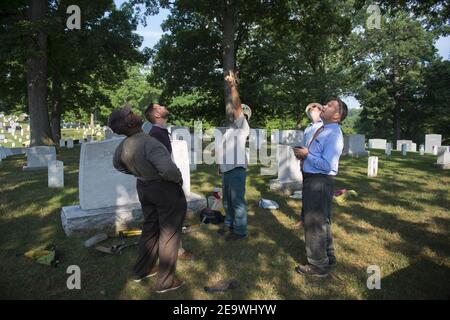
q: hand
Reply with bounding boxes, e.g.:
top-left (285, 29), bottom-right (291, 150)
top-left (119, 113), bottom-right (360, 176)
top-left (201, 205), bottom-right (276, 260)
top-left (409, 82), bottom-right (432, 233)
top-left (293, 147), bottom-right (308, 160)
top-left (224, 70), bottom-right (237, 87)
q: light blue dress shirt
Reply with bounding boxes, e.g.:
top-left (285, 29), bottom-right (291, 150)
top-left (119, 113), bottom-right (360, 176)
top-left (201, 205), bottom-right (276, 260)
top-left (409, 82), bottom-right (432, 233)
top-left (302, 119), bottom-right (323, 147)
top-left (302, 122), bottom-right (344, 176)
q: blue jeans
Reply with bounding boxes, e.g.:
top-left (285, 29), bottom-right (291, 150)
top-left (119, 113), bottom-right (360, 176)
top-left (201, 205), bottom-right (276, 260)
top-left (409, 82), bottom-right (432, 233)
top-left (222, 167), bottom-right (247, 236)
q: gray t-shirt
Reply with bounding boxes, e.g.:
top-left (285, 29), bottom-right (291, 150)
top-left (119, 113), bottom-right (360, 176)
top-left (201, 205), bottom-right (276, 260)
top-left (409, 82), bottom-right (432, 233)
top-left (218, 113), bottom-right (250, 173)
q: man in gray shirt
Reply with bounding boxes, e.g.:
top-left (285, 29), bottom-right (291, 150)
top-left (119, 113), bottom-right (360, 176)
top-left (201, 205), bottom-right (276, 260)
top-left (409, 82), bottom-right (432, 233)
top-left (109, 106), bottom-right (186, 293)
top-left (217, 71), bottom-right (251, 241)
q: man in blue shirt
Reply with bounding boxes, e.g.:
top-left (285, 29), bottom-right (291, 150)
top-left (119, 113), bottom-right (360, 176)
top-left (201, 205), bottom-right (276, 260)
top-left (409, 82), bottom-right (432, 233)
top-left (296, 102), bottom-right (324, 227)
top-left (293, 98), bottom-right (347, 277)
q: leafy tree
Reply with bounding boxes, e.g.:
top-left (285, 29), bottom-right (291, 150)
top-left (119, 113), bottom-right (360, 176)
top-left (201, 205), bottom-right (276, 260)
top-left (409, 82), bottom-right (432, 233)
top-left (0, 0), bottom-right (147, 145)
top-left (350, 10), bottom-right (440, 142)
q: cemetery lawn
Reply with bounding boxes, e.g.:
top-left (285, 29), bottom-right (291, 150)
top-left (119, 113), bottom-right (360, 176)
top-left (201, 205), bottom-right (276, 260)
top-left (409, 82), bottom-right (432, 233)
top-left (0, 147), bottom-right (449, 300)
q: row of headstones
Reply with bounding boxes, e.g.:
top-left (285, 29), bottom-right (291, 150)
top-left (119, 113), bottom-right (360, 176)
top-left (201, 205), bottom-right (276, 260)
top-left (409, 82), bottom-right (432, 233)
top-left (368, 135), bottom-right (444, 154)
top-left (367, 134), bottom-right (449, 170)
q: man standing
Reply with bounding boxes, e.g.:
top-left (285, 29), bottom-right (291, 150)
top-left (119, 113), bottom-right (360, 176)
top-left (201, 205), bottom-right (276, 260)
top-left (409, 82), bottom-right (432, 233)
top-left (293, 98), bottom-right (348, 277)
top-left (109, 106), bottom-right (186, 293)
top-left (144, 102), bottom-right (193, 260)
top-left (217, 71), bottom-right (251, 241)
top-left (295, 102), bottom-right (324, 227)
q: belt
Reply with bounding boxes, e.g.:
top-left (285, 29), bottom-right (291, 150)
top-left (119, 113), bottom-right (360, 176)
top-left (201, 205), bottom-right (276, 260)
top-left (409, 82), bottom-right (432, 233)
top-left (303, 172), bottom-right (333, 178)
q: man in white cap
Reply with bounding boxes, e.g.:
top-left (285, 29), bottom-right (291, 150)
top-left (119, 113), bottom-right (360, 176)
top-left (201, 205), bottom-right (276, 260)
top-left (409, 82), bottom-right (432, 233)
top-left (217, 71), bottom-right (251, 241)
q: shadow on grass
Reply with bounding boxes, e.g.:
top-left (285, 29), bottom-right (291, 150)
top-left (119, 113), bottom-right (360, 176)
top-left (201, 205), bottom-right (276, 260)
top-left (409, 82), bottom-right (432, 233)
top-left (366, 258), bottom-right (450, 299)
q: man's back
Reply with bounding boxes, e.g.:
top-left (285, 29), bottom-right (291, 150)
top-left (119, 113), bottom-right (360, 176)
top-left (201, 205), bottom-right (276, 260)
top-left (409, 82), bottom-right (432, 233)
top-left (113, 132), bottom-right (181, 184)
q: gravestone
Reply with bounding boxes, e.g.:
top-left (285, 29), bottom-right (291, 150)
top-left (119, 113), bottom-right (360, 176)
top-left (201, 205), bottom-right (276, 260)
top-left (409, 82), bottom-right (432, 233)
top-left (279, 130), bottom-right (304, 146)
top-left (437, 147), bottom-right (449, 158)
top-left (0, 146), bottom-right (12, 159)
top-left (255, 128), bottom-right (267, 150)
top-left (367, 156), bottom-right (378, 177)
top-left (23, 146), bottom-right (56, 171)
top-left (419, 144), bottom-right (425, 155)
top-left (385, 143), bottom-right (392, 156)
top-left (368, 139), bottom-right (387, 150)
top-left (425, 134), bottom-right (441, 154)
top-left (59, 139), bottom-right (65, 148)
top-left (343, 134), bottom-right (368, 157)
top-left (61, 138), bottom-right (206, 236)
top-left (171, 126), bottom-right (195, 171)
top-left (67, 138), bottom-right (74, 149)
top-left (48, 160), bottom-right (64, 188)
top-left (104, 128), bottom-right (114, 139)
top-left (432, 145), bottom-right (438, 155)
top-left (269, 144), bottom-right (302, 194)
top-left (437, 149), bottom-right (450, 169)
top-left (401, 144), bottom-right (408, 156)
top-left (396, 140), bottom-right (414, 151)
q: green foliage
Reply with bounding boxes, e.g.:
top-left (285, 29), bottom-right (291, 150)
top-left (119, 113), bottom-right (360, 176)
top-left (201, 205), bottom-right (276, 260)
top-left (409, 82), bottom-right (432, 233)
top-left (350, 9), bottom-right (444, 142)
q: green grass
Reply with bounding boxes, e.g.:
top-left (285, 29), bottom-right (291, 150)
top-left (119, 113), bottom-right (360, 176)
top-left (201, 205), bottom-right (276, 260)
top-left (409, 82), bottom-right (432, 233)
top-left (0, 147), bottom-right (449, 299)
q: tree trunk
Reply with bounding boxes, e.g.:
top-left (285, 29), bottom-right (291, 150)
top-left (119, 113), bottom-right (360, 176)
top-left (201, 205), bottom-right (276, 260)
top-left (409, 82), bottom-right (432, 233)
top-left (223, 0), bottom-right (235, 122)
top-left (27, 0), bottom-right (53, 147)
top-left (50, 76), bottom-right (62, 143)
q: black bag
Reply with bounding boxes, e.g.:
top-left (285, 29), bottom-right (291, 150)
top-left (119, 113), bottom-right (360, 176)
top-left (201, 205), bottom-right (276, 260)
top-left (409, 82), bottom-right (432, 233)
top-left (199, 208), bottom-right (224, 224)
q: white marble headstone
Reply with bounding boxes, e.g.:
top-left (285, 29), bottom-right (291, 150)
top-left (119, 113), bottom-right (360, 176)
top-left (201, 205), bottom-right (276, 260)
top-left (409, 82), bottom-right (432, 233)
top-left (368, 139), bottom-right (387, 150)
top-left (277, 145), bottom-right (302, 183)
top-left (385, 143), bottom-right (392, 156)
top-left (396, 140), bottom-right (413, 151)
top-left (425, 134), bottom-right (441, 154)
top-left (368, 156), bottom-right (378, 177)
top-left (343, 134), bottom-right (368, 156)
top-left (79, 139), bottom-right (138, 210)
top-left (48, 160), bottom-right (64, 188)
top-left (24, 146), bottom-right (56, 170)
top-left (171, 140), bottom-right (191, 196)
top-left (401, 144), bottom-right (408, 156)
top-left (67, 138), bottom-right (74, 149)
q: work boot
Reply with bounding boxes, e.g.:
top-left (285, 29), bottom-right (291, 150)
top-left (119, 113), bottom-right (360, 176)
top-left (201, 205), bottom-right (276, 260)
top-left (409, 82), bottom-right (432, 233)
top-left (217, 224), bottom-right (233, 236)
top-left (295, 264), bottom-right (329, 278)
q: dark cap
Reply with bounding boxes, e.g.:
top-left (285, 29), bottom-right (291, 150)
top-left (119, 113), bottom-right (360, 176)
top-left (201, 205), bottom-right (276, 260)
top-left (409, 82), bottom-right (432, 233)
top-left (108, 107), bottom-right (132, 134)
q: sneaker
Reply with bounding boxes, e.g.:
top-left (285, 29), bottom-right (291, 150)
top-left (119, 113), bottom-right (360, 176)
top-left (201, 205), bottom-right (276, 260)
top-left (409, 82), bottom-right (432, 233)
top-left (155, 278), bottom-right (185, 293)
top-left (217, 225), bottom-right (233, 236)
top-left (225, 233), bottom-right (247, 242)
top-left (295, 264), bottom-right (329, 278)
top-left (178, 250), bottom-right (194, 261)
top-left (133, 266), bottom-right (158, 283)
top-left (328, 256), bottom-right (337, 267)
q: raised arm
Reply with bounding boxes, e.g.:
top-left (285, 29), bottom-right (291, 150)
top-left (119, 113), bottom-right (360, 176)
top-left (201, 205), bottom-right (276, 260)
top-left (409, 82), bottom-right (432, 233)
top-left (224, 70), bottom-right (242, 120)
